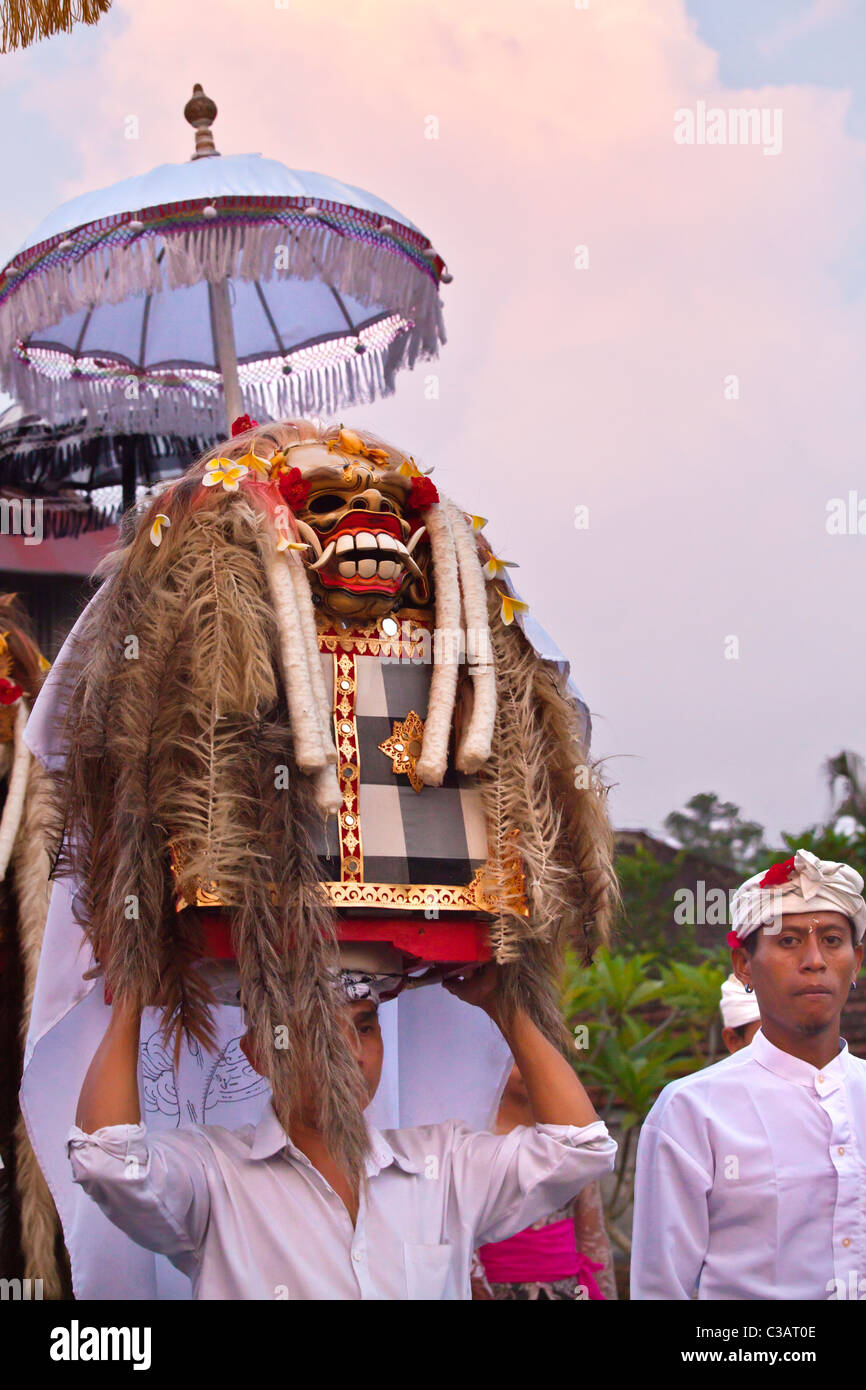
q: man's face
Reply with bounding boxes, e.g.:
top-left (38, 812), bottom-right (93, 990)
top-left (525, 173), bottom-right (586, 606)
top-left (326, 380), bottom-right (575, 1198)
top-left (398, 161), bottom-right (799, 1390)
top-left (239, 998), bottom-right (384, 1109)
top-left (721, 1019), bottom-right (761, 1054)
top-left (342, 999), bottom-right (384, 1106)
top-left (736, 911), bottom-right (862, 1038)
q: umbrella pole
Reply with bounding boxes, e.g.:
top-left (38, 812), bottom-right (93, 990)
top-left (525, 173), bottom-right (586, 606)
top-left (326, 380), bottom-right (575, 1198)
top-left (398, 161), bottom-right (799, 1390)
top-left (210, 277), bottom-right (243, 431)
top-left (121, 439), bottom-right (136, 514)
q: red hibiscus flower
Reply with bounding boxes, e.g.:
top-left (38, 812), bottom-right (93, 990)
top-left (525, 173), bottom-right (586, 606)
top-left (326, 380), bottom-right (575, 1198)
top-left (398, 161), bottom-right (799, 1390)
top-left (278, 467), bottom-right (311, 511)
top-left (759, 857), bottom-right (795, 888)
top-left (231, 414), bottom-right (258, 437)
top-left (406, 476), bottom-right (439, 513)
top-left (726, 930), bottom-right (741, 949)
top-left (0, 678), bottom-right (23, 705)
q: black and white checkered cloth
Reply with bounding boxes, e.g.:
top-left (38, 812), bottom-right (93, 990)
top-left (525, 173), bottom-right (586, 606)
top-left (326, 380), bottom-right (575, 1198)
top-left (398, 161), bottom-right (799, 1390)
top-left (315, 649), bottom-right (488, 889)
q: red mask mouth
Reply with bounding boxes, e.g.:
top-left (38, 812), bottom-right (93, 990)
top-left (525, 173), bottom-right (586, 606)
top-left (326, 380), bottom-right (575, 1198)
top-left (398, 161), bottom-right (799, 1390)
top-left (309, 512), bottom-right (421, 594)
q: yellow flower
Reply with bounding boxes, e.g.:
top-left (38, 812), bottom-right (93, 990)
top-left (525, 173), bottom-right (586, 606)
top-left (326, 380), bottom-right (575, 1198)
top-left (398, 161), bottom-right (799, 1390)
top-left (235, 448), bottom-right (271, 478)
top-left (276, 530), bottom-right (309, 553)
top-left (469, 515), bottom-right (488, 531)
top-left (203, 459), bottom-right (249, 492)
top-left (38, 652), bottom-right (51, 673)
top-left (327, 430), bottom-right (389, 466)
top-left (496, 588), bottom-right (529, 626)
top-left (149, 514), bottom-right (171, 547)
top-left (365, 445), bottom-right (391, 466)
top-left (483, 554), bottom-right (519, 580)
top-left (397, 456), bottom-right (434, 479)
top-left (334, 428), bottom-right (364, 455)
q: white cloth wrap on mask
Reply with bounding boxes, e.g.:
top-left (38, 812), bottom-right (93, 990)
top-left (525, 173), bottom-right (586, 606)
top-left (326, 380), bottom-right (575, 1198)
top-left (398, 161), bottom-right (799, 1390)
top-left (719, 972), bottom-right (761, 1029)
top-left (731, 848), bottom-right (866, 942)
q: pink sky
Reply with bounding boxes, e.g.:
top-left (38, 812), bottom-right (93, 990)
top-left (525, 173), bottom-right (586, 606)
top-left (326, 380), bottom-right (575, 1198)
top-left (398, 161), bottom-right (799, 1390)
top-left (1, 0), bottom-right (864, 839)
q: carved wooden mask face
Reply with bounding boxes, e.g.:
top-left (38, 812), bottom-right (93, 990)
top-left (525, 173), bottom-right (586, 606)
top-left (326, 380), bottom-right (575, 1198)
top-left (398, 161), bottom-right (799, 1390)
top-left (294, 451), bottom-right (431, 620)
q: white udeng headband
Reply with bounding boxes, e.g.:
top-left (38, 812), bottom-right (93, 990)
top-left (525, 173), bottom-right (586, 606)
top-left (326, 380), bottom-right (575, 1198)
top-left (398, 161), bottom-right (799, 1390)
top-left (730, 848), bottom-right (866, 942)
top-left (719, 973), bottom-right (761, 1029)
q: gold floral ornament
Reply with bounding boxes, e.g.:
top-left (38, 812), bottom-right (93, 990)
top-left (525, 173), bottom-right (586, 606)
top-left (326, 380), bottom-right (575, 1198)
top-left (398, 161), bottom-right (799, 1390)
top-left (483, 553), bottom-right (519, 581)
top-left (469, 514), bottom-right (488, 531)
top-left (202, 458), bottom-right (249, 492)
top-left (149, 514), bottom-right (171, 547)
top-left (379, 710), bottom-right (426, 793)
top-left (496, 588), bottom-right (529, 626)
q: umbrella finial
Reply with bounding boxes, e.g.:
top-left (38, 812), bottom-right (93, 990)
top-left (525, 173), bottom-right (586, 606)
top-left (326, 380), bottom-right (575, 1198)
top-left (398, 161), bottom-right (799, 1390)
top-left (184, 83), bottom-right (220, 160)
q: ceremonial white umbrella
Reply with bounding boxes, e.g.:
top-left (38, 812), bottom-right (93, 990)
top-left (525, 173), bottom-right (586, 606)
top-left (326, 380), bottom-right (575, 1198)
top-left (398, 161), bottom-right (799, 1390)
top-left (0, 86), bottom-right (450, 434)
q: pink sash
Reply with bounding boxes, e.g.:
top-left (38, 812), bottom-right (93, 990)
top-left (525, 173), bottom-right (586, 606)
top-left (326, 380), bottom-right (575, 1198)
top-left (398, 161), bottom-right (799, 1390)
top-left (478, 1218), bottom-right (606, 1296)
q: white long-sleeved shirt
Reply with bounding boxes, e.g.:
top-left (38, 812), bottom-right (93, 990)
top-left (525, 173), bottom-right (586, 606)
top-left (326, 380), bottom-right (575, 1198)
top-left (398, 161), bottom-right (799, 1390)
top-left (631, 1029), bottom-right (866, 1300)
top-left (68, 1106), bottom-right (615, 1300)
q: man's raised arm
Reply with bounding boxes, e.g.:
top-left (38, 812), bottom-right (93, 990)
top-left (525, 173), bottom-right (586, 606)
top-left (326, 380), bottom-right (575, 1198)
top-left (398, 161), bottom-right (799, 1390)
top-left (446, 963), bottom-right (598, 1126)
top-left (76, 995), bottom-right (143, 1131)
top-left (69, 995), bottom-right (211, 1261)
top-left (443, 964), bottom-right (616, 1248)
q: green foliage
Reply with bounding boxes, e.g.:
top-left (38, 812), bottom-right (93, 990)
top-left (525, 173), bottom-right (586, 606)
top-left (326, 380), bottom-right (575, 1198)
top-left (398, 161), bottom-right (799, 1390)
top-left (663, 792), bottom-right (766, 872)
top-left (612, 845), bottom-right (683, 956)
top-left (825, 752), bottom-right (866, 826)
top-left (563, 946), bottom-right (728, 1248)
top-left (612, 843), bottom-right (729, 963)
top-left (773, 825), bottom-right (866, 876)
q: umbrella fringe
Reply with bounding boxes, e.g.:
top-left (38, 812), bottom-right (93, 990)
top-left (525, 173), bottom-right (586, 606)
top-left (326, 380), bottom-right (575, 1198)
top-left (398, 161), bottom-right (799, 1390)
top-left (4, 324), bottom-right (435, 434)
top-left (0, 425), bottom-right (213, 488)
top-left (0, 216), bottom-right (444, 364)
top-left (0, 495), bottom-right (119, 538)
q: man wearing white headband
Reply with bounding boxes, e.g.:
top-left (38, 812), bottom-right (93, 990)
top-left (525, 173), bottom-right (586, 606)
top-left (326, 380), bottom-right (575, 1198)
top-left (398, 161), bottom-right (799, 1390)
top-left (632, 849), bottom-right (866, 1300)
top-left (719, 974), bottom-right (761, 1053)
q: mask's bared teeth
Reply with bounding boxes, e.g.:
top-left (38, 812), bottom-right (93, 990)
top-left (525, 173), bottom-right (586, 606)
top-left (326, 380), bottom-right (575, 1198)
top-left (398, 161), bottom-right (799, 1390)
top-left (338, 559), bottom-right (357, 578)
top-left (357, 558), bottom-right (377, 578)
top-left (335, 534), bottom-right (354, 554)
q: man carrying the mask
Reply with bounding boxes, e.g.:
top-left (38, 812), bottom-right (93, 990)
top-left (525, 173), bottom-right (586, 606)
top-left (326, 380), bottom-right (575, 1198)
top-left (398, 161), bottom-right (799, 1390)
top-left (68, 953), bottom-right (616, 1300)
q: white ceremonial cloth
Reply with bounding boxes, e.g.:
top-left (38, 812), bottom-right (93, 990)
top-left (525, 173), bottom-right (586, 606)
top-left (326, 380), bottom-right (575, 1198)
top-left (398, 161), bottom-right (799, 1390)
top-left (66, 1108), bottom-right (615, 1300)
top-left (630, 1029), bottom-right (866, 1300)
